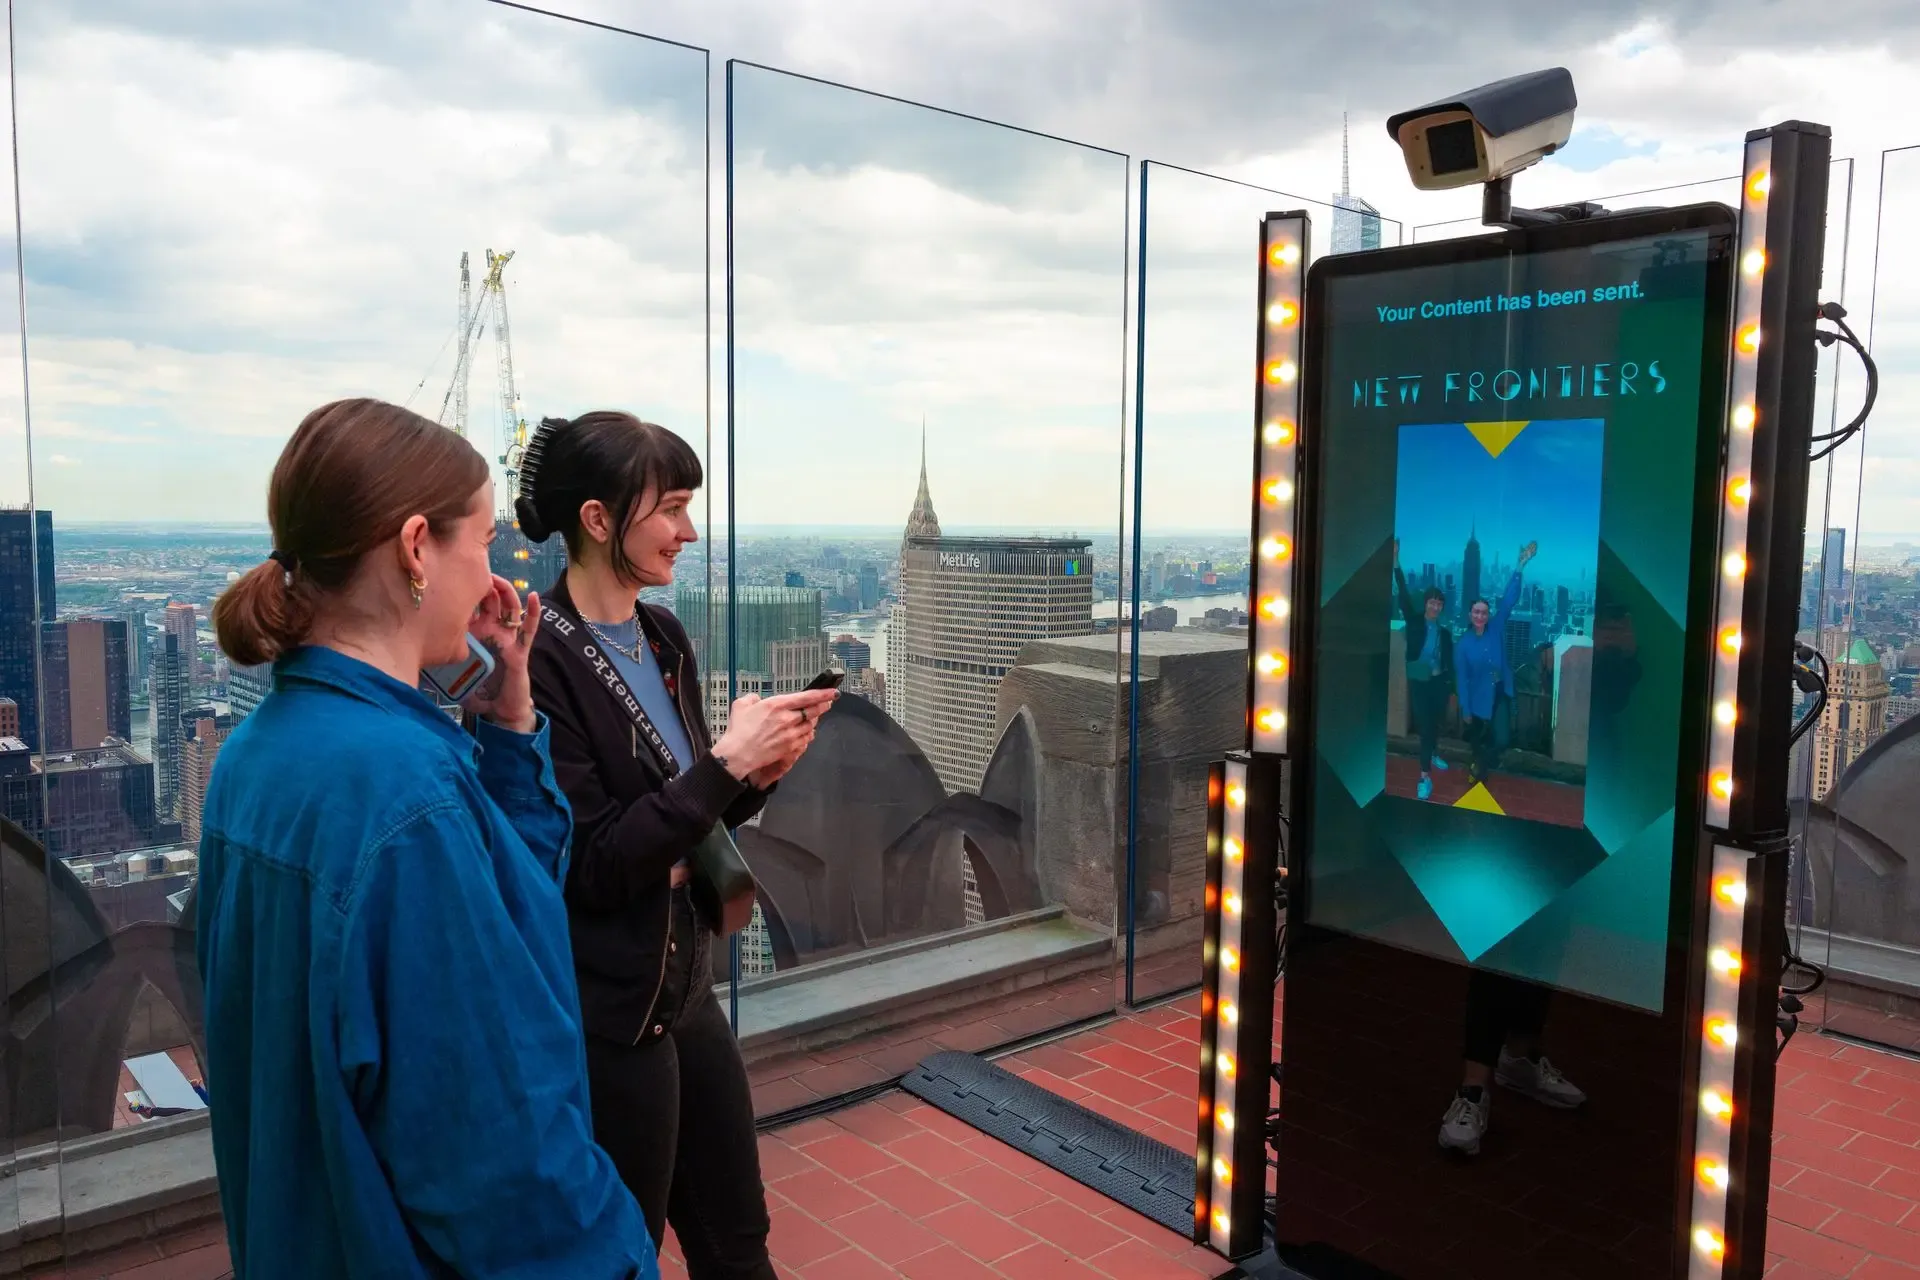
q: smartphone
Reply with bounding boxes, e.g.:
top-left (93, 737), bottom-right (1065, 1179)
top-left (423, 634), bottom-right (498, 703)
top-left (805, 668), bottom-right (846, 691)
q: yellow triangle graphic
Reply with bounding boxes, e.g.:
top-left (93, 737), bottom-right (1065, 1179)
top-left (1463, 421), bottom-right (1531, 458)
top-left (1454, 782), bottom-right (1507, 815)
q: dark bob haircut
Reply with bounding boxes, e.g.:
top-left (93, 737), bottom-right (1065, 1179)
top-left (1421, 586), bottom-right (1446, 606)
top-left (513, 411), bottom-right (702, 582)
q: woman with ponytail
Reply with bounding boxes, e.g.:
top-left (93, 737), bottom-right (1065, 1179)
top-left (518, 412), bottom-right (834, 1279)
top-left (198, 399), bottom-right (655, 1279)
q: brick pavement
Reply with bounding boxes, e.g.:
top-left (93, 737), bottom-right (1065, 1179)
top-left (43, 997), bottom-right (1920, 1279)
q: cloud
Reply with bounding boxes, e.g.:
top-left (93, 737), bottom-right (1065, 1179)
top-left (9, 0), bottom-right (1920, 548)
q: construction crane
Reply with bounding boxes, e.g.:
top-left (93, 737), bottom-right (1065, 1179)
top-left (438, 250), bottom-right (531, 495)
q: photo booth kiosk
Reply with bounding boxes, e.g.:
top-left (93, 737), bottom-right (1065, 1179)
top-left (1195, 107), bottom-right (1834, 1280)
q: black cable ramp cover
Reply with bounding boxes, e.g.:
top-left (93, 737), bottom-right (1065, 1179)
top-left (901, 1049), bottom-right (1195, 1236)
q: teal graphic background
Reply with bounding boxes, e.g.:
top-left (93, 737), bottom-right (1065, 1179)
top-left (1305, 230), bottom-right (1717, 1013)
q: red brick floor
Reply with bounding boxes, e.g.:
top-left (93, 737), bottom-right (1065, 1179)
top-left (51, 996), bottom-right (1920, 1279)
top-left (1385, 754), bottom-right (1585, 827)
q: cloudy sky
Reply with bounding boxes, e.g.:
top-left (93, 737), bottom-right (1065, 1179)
top-left (1, 0), bottom-right (1915, 548)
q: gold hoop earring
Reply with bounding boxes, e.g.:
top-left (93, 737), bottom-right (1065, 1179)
top-left (410, 576), bottom-right (427, 610)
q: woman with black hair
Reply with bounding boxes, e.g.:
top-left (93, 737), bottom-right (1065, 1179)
top-left (516, 411), bottom-right (836, 1279)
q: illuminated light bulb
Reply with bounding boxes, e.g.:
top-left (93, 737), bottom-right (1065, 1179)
top-left (1707, 1018), bottom-right (1738, 1049)
top-left (1262, 478), bottom-right (1295, 504)
top-left (1724, 552), bottom-right (1746, 578)
top-left (1263, 419), bottom-right (1295, 445)
top-left (1224, 891), bottom-right (1242, 916)
top-left (1200, 991), bottom-right (1214, 1014)
top-left (1719, 626), bottom-right (1743, 655)
top-left (1738, 324), bottom-right (1761, 353)
top-left (1266, 359), bottom-right (1299, 384)
top-left (1728, 477), bottom-right (1752, 506)
top-left (1711, 948), bottom-right (1743, 977)
top-left (1698, 1159), bottom-right (1731, 1191)
top-left (1710, 772), bottom-right (1734, 800)
top-left (1222, 947), bottom-right (1240, 973)
top-left (1204, 884), bottom-right (1218, 909)
top-left (1694, 1227), bottom-right (1726, 1260)
top-left (1221, 1001), bottom-right (1240, 1025)
top-left (1715, 878), bottom-right (1748, 909)
top-left (1742, 248), bottom-right (1766, 276)
top-left (1731, 404), bottom-right (1756, 431)
top-left (1259, 596), bottom-right (1290, 619)
top-left (1270, 242), bottom-right (1302, 266)
top-left (1260, 536), bottom-right (1292, 561)
top-left (1747, 170), bottom-right (1771, 201)
top-left (513, 579), bottom-right (529, 590)
top-left (1215, 1158), bottom-right (1233, 1186)
top-left (1224, 837), bottom-right (1243, 862)
top-left (1702, 1088), bottom-right (1734, 1121)
top-left (1218, 1109), bottom-right (1236, 1132)
top-left (1266, 300), bottom-right (1299, 326)
top-left (1256, 652), bottom-right (1287, 676)
top-left (514, 548), bottom-right (530, 560)
top-left (1256, 709), bottom-right (1287, 733)
top-left (1198, 1097), bottom-right (1211, 1119)
top-left (1219, 1052), bottom-right (1237, 1079)
top-left (1212, 1208), bottom-right (1231, 1234)
top-left (1714, 701), bottom-right (1737, 727)
top-left (1226, 784), bottom-right (1245, 807)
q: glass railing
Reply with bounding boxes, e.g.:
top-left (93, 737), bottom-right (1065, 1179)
top-left (724, 59), bottom-right (1131, 1114)
top-left (1806, 145), bottom-right (1920, 1049)
top-left (1, 5), bottom-right (26, 1246)
top-left (1124, 162), bottom-right (1404, 1004)
top-left (0, 0), bottom-right (709, 1261)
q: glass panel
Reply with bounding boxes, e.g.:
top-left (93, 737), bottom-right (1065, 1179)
top-left (1813, 146), bottom-right (1920, 1049)
top-left (727, 61), bottom-right (1129, 1115)
top-left (1, 4), bottom-right (31, 1248)
top-left (8, 0), bottom-right (707, 1259)
top-left (1126, 163), bottom-right (1404, 1004)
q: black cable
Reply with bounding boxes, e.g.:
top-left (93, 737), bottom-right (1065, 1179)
top-left (1809, 301), bottom-right (1878, 461)
top-left (1788, 645), bottom-right (1827, 748)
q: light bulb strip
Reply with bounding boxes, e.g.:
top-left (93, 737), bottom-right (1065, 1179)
top-left (1687, 843), bottom-right (1754, 1278)
top-left (1251, 213), bottom-right (1308, 756)
top-left (1206, 756), bottom-right (1250, 1252)
top-left (1194, 761), bottom-right (1228, 1244)
top-left (1705, 135), bottom-right (1773, 831)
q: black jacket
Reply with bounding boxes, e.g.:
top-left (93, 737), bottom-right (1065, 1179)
top-left (528, 572), bottom-right (770, 1046)
top-left (1394, 566), bottom-right (1454, 679)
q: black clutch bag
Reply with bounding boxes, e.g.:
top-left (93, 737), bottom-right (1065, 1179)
top-left (689, 822), bottom-right (757, 936)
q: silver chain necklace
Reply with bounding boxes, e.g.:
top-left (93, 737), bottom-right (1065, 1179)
top-left (584, 619), bottom-right (644, 664)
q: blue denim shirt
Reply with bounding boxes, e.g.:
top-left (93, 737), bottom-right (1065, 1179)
top-left (1455, 572), bottom-right (1524, 720)
top-left (196, 645), bottom-right (656, 1280)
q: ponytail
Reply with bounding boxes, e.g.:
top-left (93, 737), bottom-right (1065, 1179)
top-left (213, 560), bottom-right (315, 668)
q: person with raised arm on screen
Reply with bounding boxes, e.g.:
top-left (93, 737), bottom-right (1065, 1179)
top-left (1394, 539), bottom-right (1455, 801)
top-left (1454, 541), bottom-right (1536, 785)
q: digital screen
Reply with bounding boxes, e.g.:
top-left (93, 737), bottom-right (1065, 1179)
top-left (1301, 218), bottom-right (1727, 1015)
top-left (1426, 119), bottom-right (1479, 176)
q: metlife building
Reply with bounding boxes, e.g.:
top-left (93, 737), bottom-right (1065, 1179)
top-left (895, 536), bottom-right (1094, 792)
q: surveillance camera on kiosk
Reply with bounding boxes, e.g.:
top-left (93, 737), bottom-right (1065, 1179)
top-left (1386, 68), bottom-right (1577, 191)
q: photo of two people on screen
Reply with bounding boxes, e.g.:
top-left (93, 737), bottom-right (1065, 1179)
top-left (1387, 418), bottom-right (1604, 828)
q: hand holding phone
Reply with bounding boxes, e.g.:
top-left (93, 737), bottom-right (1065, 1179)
top-left (805, 668), bottom-right (846, 691)
top-left (423, 635), bottom-right (498, 702)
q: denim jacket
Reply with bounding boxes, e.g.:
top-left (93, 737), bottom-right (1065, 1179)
top-left (196, 645), bottom-right (656, 1279)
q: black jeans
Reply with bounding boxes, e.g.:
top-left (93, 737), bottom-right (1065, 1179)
top-left (1466, 691), bottom-right (1511, 780)
top-left (584, 924), bottom-right (772, 1278)
top-left (1409, 674), bottom-right (1447, 772)
top-left (1462, 969), bottom-right (1550, 1068)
